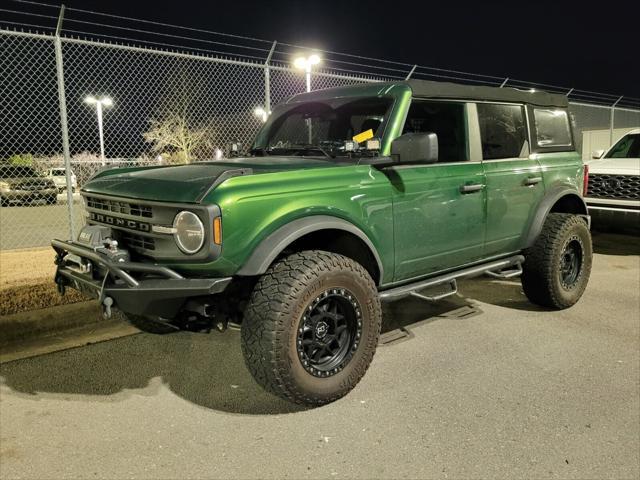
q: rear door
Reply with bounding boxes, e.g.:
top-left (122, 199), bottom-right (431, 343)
top-left (391, 100), bottom-right (486, 281)
top-left (478, 103), bottom-right (546, 256)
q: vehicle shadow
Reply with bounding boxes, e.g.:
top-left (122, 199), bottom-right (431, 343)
top-left (456, 277), bottom-right (548, 312)
top-left (6, 230), bottom-right (632, 415)
top-left (592, 231), bottom-right (640, 256)
top-left (0, 296), bottom-right (479, 416)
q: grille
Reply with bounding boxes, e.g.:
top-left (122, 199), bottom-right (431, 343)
top-left (588, 174), bottom-right (640, 200)
top-left (119, 232), bottom-right (156, 251)
top-left (85, 196), bottom-right (153, 218)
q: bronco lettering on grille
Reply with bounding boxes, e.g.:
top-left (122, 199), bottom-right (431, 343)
top-left (89, 212), bottom-right (151, 232)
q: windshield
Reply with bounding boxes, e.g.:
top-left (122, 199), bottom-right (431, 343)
top-left (0, 166), bottom-right (38, 178)
top-left (253, 97), bottom-right (394, 158)
top-left (51, 168), bottom-right (66, 176)
top-left (605, 133), bottom-right (640, 159)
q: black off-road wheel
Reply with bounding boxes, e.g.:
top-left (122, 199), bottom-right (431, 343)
top-left (125, 314), bottom-right (179, 334)
top-left (521, 213), bottom-right (592, 309)
top-left (241, 251), bottom-right (382, 406)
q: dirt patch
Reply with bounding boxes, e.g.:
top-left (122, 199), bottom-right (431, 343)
top-left (0, 248), bottom-right (84, 316)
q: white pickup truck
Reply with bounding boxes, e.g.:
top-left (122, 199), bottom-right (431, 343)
top-left (46, 168), bottom-right (77, 193)
top-left (587, 128), bottom-right (640, 230)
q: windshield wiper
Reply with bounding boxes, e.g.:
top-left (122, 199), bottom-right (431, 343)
top-left (270, 145), bottom-right (335, 159)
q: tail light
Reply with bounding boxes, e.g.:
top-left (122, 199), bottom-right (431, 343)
top-left (582, 164), bottom-right (589, 197)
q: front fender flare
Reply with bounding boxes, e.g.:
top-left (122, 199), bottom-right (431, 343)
top-left (236, 215), bottom-right (384, 282)
top-left (524, 186), bottom-right (589, 249)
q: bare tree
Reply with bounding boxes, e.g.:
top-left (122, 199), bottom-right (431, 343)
top-left (143, 113), bottom-right (213, 163)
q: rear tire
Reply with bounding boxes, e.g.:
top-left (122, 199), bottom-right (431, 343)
top-left (46, 195), bottom-right (57, 205)
top-left (241, 250), bottom-right (382, 406)
top-left (521, 213), bottom-right (592, 309)
top-left (125, 314), bottom-right (179, 334)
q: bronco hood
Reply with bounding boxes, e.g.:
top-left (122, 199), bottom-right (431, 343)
top-left (82, 157), bottom-right (337, 203)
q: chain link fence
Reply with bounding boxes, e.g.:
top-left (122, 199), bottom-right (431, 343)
top-left (1, 26), bottom-right (639, 263)
top-left (569, 102), bottom-right (640, 160)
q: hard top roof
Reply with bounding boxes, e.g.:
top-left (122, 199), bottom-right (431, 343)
top-left (288, 79), bottom-right (569, 108)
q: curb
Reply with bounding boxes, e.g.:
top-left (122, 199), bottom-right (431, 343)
top-left (0, 301), bottom-right (138, 363)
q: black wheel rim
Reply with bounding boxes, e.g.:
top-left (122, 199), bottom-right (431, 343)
top-left (559, 236), bottom-right (583, 289)
top-left (296, 288), bottom-right (362, 378)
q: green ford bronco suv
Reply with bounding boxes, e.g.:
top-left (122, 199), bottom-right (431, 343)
top-left (52, 79), bottom-right (592, 406)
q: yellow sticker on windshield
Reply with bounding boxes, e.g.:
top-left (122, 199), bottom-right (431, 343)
top-left (353, 129), bottom-right (374, 143)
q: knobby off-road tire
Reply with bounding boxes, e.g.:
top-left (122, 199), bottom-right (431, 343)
top-left (521, 213), bottom-right (592, 309)
top-left (125, 314), bottom-right (179, 334)
top-left (241, 250), bottom-right (382, 406)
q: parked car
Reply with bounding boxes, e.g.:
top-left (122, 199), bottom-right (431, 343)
top-left (0, 165), bottom-right (57, 206)
top-left (586, 128), bottom-right (640, 230)
top-left (52, 80), bottom-right (592, 406)
top-left (46, 167), bottom-right (77, 193)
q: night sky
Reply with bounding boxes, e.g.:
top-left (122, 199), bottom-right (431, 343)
top-left (57, 0), bottom-right (640, 98)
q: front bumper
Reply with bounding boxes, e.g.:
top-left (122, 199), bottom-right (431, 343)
top-left (52, 239), bottom-right (231, 318)
top-left (586, 198), bottom-right (640, 231)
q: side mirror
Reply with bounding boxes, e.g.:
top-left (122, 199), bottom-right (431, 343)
top-left (592, 149), bottom-right (605, 159)
top-left (391, 132), bottom-right (438, 164)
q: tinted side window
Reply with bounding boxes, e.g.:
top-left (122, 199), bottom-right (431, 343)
top-left (477, 103), bottom-right (528, 160)
top-left (403, 100), bottom-right (468, 162)
top-left (533, 108), bottom-right (572, 147)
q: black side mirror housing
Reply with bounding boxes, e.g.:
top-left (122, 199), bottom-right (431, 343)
top-left (391, 132), bottom-right (438, 164)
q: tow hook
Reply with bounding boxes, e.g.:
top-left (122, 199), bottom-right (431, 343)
top-left (214, 319), bottom-right (227, 332)
top-left (102, 296), bottom-right (114, 319)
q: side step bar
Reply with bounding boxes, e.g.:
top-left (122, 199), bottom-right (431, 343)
top-left (379, 255), bottom-right (524, 303)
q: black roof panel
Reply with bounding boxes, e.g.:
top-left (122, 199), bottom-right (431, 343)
top-left (289, 79), bottom-right (568, 108)
top-left (406, 79), bottom-right (568, 107)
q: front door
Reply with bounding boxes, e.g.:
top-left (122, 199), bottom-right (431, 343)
top-left (391, 100), bottom-right (486, 282)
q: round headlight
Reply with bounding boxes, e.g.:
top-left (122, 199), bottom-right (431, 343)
top-left (173, 211), bottom-right (205, 254)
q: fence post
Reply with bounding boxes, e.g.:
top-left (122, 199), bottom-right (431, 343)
top-left (54, 5), bottom-right (75, 240)
top-left (405, 65), bottom-right (417, 80)
top-left (264, 41), bottom-right (277, 115)
top-left (609, 96), bottom-right (623, 146)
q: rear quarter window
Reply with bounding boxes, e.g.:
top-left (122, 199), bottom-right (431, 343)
top-left (533, 108), bottom-right (572, 148)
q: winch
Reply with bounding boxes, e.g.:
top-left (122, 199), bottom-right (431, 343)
top-left (76, 224), bottom-right (130, 263)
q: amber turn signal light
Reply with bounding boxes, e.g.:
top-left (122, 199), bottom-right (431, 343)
top-left (213, 216), bottom-right (222, 245)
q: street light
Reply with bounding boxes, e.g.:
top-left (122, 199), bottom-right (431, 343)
top-left (84, 96), bottom-right (113, 162)
top-left (293, 54), bottom-right (321, 93)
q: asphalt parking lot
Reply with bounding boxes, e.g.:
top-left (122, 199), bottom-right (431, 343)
top-left (0, 232), bottom-right (638, 479)
top-left (0, 194), bottom-right (84, 250)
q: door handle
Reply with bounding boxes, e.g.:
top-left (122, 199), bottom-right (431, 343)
top-left (523, 176), bottom-right (543, 186)
top-left (459, 183), bottom-right (484, 194)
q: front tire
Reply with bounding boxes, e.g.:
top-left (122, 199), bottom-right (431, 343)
top-left (241, 251), bottom-right (382, 406)
top-left (521, 213), bottom-right (592, 309)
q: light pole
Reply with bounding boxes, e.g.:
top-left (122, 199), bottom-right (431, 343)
top-left (84, 96), bottom-right (113, 163)
top-left (293, 54), bottom-right (321, 143)
top-left (293, 54), bottom-right (321, 93)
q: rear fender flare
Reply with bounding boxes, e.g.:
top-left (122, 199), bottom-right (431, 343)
top-left (524, 186), bottom-right (588, 248)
